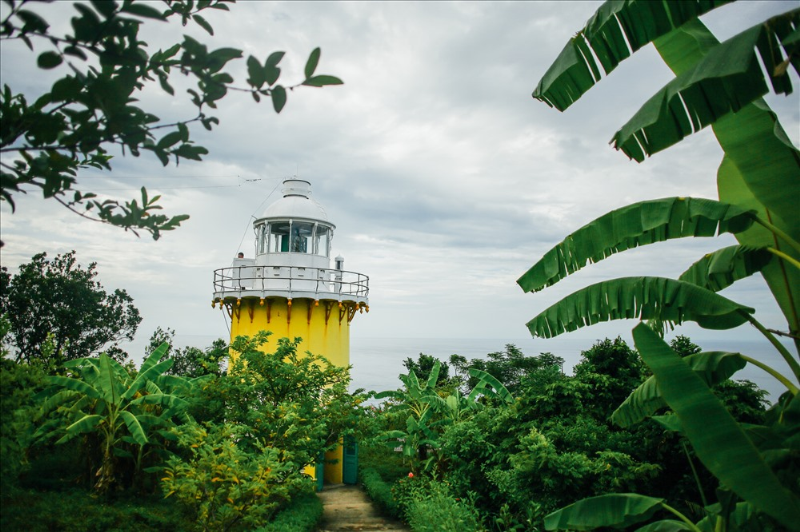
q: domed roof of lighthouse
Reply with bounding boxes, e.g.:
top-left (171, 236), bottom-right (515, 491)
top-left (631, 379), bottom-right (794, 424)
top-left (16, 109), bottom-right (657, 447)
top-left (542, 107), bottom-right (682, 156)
top-left (260, 179), bottom-right (332, 224)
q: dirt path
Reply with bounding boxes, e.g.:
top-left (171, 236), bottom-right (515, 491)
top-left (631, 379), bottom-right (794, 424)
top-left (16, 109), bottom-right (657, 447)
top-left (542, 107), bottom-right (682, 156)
top-left (317, 484), bottom-right (410, 532)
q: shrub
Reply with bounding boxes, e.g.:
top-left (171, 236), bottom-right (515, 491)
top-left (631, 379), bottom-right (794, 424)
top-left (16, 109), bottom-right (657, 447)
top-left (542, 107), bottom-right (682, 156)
top-left (254, 491), bottom-right (324, 532)
top-left (405, 481), bottom-right (483, 532)
top-left (0, 487), bottom-right (191, 532)
top-left (161, 422), bottom-right (311, 532)
top-left (360, 467), bottom-right (401, 519)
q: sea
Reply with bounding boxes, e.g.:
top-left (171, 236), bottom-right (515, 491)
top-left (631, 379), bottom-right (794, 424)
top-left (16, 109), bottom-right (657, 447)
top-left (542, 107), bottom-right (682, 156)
top-left (348, 336), bottom-right (796, 403)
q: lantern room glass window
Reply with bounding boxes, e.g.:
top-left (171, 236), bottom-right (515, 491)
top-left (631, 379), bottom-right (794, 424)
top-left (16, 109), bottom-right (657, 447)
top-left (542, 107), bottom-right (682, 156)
top-left (314, 226), bottom-right (331, 257)
top-left (261, 221), bottom-right (333, 256)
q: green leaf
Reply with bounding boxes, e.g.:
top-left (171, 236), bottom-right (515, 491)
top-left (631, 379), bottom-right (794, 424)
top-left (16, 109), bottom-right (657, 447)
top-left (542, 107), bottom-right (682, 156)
top-left (124, 358), bottom-right (174, 400)
top-left (89, 0), bottom-right (118, 19)
top-left (271, 85), bottom-right (287, 113)
top-left (651, 414), bottom-right (683, 433)
top-left (632, 323), bottom-right (800, 530)
top-left (97, 354), bottom-right (123, 405)
top-left (246, 55), bottom-right (265, 88)
top-left (192, 14), bottom-right (213, 35)
top-left (157, 131), bottom-right (183, 150)
top-left (37, 51), bottom-right (63, 69)
top-left (265, 50), bottom-right (285, 68)
top-left (611, 13), bottom-right (800, 162)
top-left (532, 0), bottom-right (734, 111)
top-left (59, 414), bottom-right (103, 443)
top-left (612, 351), bottom-right (747, 428)
top-left (425, 359), bottom-right (441, 389)
top-left (544, 493), bottom-right (666, 531)
top-left (635, 520), bottom-right (693, 532)
top-left (468, 368), bottom-right (514, 404)
top-left (526, 277), bottom-right (753, 339)
top-left (120, 3), bottom-right (167, 20)
top-left (718, 155), bottom-right (800, 344)
top-left (46, 375), bottom-right (100, 399)
top-left (140, 342), bottom-right (169, 375)
top-left (304, 47), bottom-right (321, 79)
top-left (119, 410), bottom-right (148, 446)
top-left (16, 9), bottom-right (49, 33)
top-left (302, 75), bottom-right (344, 87)
top-left (517, 197), bottom-right (754, 293)
top-left (683, 245), bottom-right (773, 293)
top-left (130, 393), bottom-right (188, 410)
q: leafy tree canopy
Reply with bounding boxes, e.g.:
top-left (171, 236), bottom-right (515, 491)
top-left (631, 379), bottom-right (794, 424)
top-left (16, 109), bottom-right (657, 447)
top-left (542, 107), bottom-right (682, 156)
top-left (0, 0), bottom-right (342, 241)
top-left (0, 250), bottom-right (141, 366)
top-left (145, 326), bottom-right (227, 377)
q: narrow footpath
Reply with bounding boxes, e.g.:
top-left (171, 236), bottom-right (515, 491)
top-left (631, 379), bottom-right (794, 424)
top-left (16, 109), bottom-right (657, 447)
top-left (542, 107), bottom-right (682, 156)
top-left (317, 484), bottom-right (410, 532)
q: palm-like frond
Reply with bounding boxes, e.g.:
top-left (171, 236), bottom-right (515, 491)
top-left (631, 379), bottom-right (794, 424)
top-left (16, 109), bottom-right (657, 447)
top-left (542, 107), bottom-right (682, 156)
top-left (533, 0), bottom-right (734, 111)
top-left (467, 368), bottom-right (514, 404)
top-left (517, 197), bottom-right (753, 293)
top-left (611, 11), bottom-right (800, 162)
top-left (678, 245), bottom-right (772, 292)
top-left (526, 276), bottom-right (753, 339)
top-left (632, 324), bottom-right (800, 530)
top-left (611, 351), bottom-right (747, 427)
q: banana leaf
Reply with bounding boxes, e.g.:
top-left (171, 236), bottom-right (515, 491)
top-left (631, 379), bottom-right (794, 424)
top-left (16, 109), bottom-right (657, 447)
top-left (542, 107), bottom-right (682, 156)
top-left (129, 393), bottom-right (188, 410)
top-left (517, 197), bottom-right (754, 293)
top-left (426, 360), bottom-right (441, 389)
top-left (612, 351), bottom-right (747, 427)
top-left (678, 245), bottom-right (772, 292)
top-left (632, 323), bottom-right (800, 530)
top-left (122, 357), bottom-right (174, 400)
top-left (119, 410), bottom-right (148, 446)
top-left (635, 520), bottom-right (693, 532)
top-left (97, 354), bottom-right (124, 405)
top-left (611, 11), bottom-right (800, 161)
top-left (544, 493), bottom-right (666, 531)
top-left (37, 389), bottom-right (80, 414)
top-left (652, 414), bottom-right (683, 433)
top-left (468, 367), bottom-right (514, 404)
top-left (57, 414), bottom-right (103, 444)
top-left (533, 0), bottom-right (734, 111)
top-left (139, 342), bottom-right (170, 375)
top-left (655, 19), bottom-right (800, 343)
top-left (526, 277), bottom-right (753, 339)
top-left (45, 375), bottom-right (100, 399)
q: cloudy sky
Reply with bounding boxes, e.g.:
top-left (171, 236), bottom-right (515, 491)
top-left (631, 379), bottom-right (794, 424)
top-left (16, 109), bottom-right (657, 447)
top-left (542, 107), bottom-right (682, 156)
top-left (1, 1), bottom-right (798, 365)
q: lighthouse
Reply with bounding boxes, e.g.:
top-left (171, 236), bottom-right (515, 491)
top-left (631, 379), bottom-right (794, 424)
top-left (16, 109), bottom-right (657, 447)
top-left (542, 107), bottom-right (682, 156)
top-left (212, 178), bottom-right (369, 484)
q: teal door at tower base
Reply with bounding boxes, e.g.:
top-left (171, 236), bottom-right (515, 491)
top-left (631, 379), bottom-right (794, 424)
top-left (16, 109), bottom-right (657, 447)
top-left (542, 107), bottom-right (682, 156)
top-left (343, 436), bottom-right (358, 485)
top-left (315, 454), bottom-right (324, 491)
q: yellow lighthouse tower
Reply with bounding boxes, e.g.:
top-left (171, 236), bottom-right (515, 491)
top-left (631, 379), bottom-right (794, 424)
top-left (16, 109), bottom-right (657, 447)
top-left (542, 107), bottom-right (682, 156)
top-left (212, 178), bottom-right (369, 483)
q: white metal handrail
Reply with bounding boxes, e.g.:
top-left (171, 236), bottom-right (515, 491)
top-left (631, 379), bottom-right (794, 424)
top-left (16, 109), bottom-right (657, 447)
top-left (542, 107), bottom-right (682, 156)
top-left (213, 266), bottom-right (369, 299)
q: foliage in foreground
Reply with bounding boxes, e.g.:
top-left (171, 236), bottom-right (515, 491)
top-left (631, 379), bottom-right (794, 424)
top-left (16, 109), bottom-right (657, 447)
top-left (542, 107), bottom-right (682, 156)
top-left (0, 0), bottom-right (342, 239)
top-left (366, 337), bottom-right (770, 531)
top-left (162, 422), bottom-right (311, 532)
top-left (525, 0), bottom-right (800, 530)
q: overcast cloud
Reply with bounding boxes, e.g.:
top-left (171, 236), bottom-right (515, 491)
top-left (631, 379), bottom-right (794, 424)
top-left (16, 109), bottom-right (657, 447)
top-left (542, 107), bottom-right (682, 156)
top-left (1, 1), bottom-right (798, 363)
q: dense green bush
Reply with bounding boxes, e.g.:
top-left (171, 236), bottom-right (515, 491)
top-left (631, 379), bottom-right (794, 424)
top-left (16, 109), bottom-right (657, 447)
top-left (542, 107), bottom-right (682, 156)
top-left (360, 467), bottom-right (402, 519)
top-left (0, 488), bottom-right (191, 532)
top-left (162, 422), bottom-right (312, 532)
top-left (254, 492), bottom-right (324, 532)
top-left (406, 481), bottom-right (483, 532)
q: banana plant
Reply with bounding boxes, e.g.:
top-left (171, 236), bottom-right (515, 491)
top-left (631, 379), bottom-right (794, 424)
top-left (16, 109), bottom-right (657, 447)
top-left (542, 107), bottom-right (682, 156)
top-left (375, 361), bottom-right (513, 469)
top-left (525, 0), bottom-right (800, 529)
top-left (35, 342), bottom-right (190, 493)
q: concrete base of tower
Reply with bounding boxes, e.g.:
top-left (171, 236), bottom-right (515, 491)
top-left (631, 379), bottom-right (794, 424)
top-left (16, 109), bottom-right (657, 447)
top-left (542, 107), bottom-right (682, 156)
top-left (224, 296), bottom-right (353, 486)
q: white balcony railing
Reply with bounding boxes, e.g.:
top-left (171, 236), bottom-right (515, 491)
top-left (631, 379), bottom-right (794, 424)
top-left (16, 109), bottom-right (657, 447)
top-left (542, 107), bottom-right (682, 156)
top-left (213, 266), bottom-right (369, 301)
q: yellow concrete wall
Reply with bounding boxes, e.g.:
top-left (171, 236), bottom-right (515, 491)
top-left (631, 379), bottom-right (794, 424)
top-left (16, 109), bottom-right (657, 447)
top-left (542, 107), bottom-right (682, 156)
top-left (228, 298), bottom-right (350, 367)
top-left (225, 297), bottom-right (351, 483)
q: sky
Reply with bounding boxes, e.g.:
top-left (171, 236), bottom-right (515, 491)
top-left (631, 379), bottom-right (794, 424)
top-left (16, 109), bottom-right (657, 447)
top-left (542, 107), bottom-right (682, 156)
top-left (1, 1), bottom-right (799, 368)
